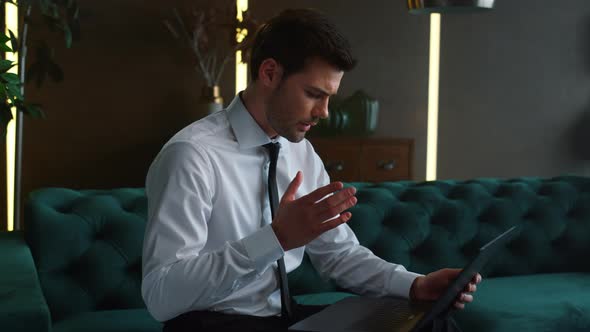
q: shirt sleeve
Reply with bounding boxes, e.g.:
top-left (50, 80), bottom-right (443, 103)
top-left (305, 156), bottom-right (422, 299)
top-left (141, 141), bottom-right (284, 322)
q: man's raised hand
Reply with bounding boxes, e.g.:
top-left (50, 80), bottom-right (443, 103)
top-left (271, 171), bottom-right (357, 251)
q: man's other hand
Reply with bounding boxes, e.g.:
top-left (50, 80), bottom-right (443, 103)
top-left (410, 268), bottom-right (482, 310)
top-left (271, 171), bottom-right (357, 251)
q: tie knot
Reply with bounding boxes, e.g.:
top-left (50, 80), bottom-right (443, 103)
top-left (263, 142), bottom-right (281, 162)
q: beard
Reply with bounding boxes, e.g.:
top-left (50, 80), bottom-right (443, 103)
top-left (266, 85), bottom-right (309, 143)
top-left (267, 112), bottom-right (306, 143)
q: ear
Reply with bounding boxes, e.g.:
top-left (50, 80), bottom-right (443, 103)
top-left (258, 58), bottom-right (283, 88)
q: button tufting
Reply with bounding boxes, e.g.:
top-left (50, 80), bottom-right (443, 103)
top-left (55, 204), bottom-right (73, 214)
top-left (23, 179), bottom-right (590, 320)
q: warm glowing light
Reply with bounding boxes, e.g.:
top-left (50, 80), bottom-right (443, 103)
top-left (236, 27), bottom-right (248, 43)
top-left (235, 0), bottom-right (248, 94)
top-left (426, 13), bottom-right (440, 181)
top-left (5, 2), bottom-right (18, 231)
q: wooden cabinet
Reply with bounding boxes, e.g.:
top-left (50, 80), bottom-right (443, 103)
top-left (309, 138), bottom-right (413, 182)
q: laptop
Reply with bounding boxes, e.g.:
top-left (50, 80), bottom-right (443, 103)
top-left (289, 225), bottom-right (520, 332)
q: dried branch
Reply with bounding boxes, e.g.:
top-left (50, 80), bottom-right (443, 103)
top-left (164, 2), bottom-right (259, 87)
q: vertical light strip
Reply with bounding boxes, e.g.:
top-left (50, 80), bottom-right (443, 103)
top-left (426, 13), bottom-right (441, 181)
top-left (235, 0), bottom-right (248, 94)
top-left (5, 3), bottom-right (18, 231)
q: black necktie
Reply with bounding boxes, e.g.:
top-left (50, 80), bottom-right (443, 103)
top-left (263, 142), bottom-right (294, 323)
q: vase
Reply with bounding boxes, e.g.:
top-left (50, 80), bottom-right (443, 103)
top-left (198, 85), bottom-right (224, 117)
top-left (315, 90), bottom-right (379, 137)
top-left (338, 90), bottom-right (379, 136)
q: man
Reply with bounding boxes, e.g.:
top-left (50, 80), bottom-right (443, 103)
top-left (142, 8), bottom-right (480, 332)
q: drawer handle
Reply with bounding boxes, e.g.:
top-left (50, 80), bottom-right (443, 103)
top-left (326, 161), bottom-right (344, 172)
top-left (378, 160), bottom-right (396, 171)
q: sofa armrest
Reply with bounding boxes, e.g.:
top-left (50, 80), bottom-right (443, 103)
top-left (0, 231), bottom-right (51, 332)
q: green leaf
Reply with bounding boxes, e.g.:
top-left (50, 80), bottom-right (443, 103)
top-left (0, 44), bottom-right (13, 53)
top-left (25, 61), bottom-right (39, 84)
top-left (0, 34), bottom-right (9, 44)
top-left (1, 73), bottom-right (20, 85)
top-left (7, 83), bottom-right (23, 100)
top-left (0, 102), bottom-right (14, 136)
top-left (10, 98), bottom-right (22, 109)
top-left (8, 30), bottom-right (19, 53)
top-left (0, 60), bottom-right (15, 72)
top-left (64, 25), bottom-right (72, 48)
top-left (22, 104), bottom-right (45, 119)
top-left (39, 2), bottom-right (49, 16)
top-left (51, 4), bottom-right (59, 19)
top-left (14, 102), bottom-right (45, 118)
top-left (27, 62), bottom-right (46, 88)
top-left (73, 6), bottom-right (80, 20)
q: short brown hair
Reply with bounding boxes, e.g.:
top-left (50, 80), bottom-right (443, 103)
top-left (250, 8), bottom-right (356, 80)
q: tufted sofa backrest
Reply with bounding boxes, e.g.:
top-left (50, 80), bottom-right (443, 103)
top-left (25, 188), bottom-right (147, 322)
top-left (25, 176), bottom-right (590, 320)
top-left (289, 176), bottom-right (590, 295)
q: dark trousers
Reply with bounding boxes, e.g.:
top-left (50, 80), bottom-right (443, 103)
top-left (163, 304), bottom-right (326, 332)
top-left (163, 304), bottom-right (461, 332)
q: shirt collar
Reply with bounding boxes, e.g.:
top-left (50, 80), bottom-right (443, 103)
top-left (227, 94), bottom-right (290, 154)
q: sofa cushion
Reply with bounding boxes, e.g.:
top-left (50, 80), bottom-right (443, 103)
top-left (455, 273), bottom-right (590, 332)
top-left (53, 308), bottom-right (161, 332)
top-left (25, 188), bottom-right (147, 322)
top-left (0, 231), bottom-right (51, 332)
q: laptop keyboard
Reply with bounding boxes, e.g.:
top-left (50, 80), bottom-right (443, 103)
top-left (349, 300), bottom-right (417, 331)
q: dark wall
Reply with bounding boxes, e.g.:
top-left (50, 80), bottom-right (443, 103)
top-left (15, 0), bottom-right (590, 223)
top-left (438, 0), bottom-right (590, 179)
top-left (253, 0), bottom-right (590, 180)
top-left (21, 0), bottom-right (236, 201)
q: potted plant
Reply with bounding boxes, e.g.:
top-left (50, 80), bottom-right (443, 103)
top-left (0, 0), bottom-right (80, 230)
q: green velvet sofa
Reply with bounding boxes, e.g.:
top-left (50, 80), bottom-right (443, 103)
top-left (1, 176), bottom-right (589, 332)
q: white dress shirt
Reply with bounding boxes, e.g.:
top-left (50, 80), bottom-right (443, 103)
top-left (141, 95), bottom-right (421, 322)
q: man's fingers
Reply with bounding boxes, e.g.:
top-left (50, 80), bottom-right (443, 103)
top-left (281, 171), bottom-right (303, 202)
top-left (459, 293), bottom-right (473, 303)
top-left (474, 274), bottom-right (482, 284)
top-left (453, 301), bottom-right (465, 310)
top-left (322, 186), bottom-right (356, 207)
top-left (465, 282), bottom-right (477, 293)
top-left (317, 195), bottom-right (357, 221)
top-left (304, 181), bottom-right (344, 203)
top-left (453, 292), bottom-right (473, 309)
top-left (317, 211), bottom-right (352, 233)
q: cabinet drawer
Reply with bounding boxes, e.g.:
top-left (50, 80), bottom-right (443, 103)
top-left (313, 143), bottom-right (360, 182)
top-left (360, 144), bottom-right (410, 181)
top-left (310, 138), bottom-right (413, 182)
